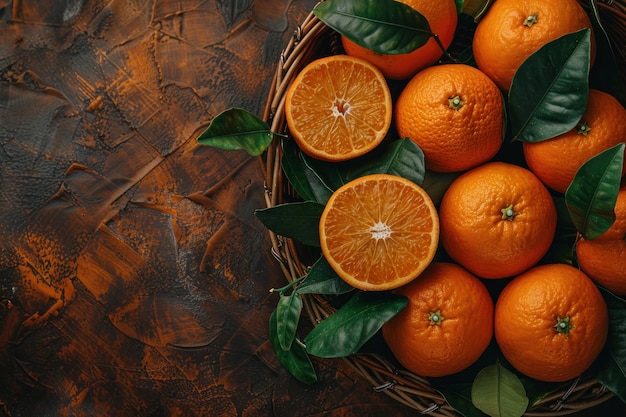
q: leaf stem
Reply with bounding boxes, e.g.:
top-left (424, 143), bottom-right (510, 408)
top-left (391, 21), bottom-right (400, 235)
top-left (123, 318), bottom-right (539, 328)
top-left (270, 275), bottom-right (307, 295)
top-left (432, 33), bottom-right (458, 64)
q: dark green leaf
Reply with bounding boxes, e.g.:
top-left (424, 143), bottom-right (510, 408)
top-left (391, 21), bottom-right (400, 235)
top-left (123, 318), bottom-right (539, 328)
top-left (565, 143), bottom-right (624, 240)
top-left (598, 289), bottom-right (626, 403)
top-left (255, 201), bottom-right (324, 247)
top-left (441, 383), bottom-right (489, 417)
top-left (300, 154), bottom-right (346, 202)
top-left (510, 29), bottom-right (591, 143)
top-left (276, 294), bottom-right (303, 350)
top-left (295, 256), bottom-right (354, 295)
top-left (284, 139), bottom-right (427, 204)
top-left (345, 138), bottom-right (426, 186)
top-left (313, 0), bottom-right (431, 55)
top-left (304, 292), bottom-right (407, 358)
top-left (520, 378), bottom-right (562, 408)
top-left (269, 309), bottom-right (317, 385)
top-left (197, 108), bottom-right (273, 156)
top-left (281, 140), bottom-right (333, 203)
top-left (471, 361), bottom-right (529, 417)
top-left (421, 170), bottom-right (460, 207)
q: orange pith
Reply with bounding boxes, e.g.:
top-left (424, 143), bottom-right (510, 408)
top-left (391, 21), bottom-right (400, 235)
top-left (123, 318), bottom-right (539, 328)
top-left (285, 55), bottom-right (392, 162)
top-left (439, 162), bottom-right (557, 279)
top-left (472, 0), bottom-right (596, 91)
top-left (341, 0), bottom-right (458, 80)
top-left (523, 89), bottom-right (626, 193)
top-left (319, 173), bottom-right (439, 291)
top-left (394, 63), bottom-right (503, 173)
top-left (494, 263), bottom-right (608, 382)
top-left (383, 262), bottom-right (494, 377)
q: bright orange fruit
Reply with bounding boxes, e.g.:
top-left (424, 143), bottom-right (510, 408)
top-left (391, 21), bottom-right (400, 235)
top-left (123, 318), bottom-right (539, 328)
top-left (394, 64), bottom-right (503, 173)
top-left (472, 0), bottom-right (595, 91)
top-left (383, 262), bottom-right (494, 377)
top-left (319, 174), bottom-right (439, 291)
top-left (495, 263), bottom-right (608, 382)
top-left (341, 0), bottom-right (458, 80)
top-left (523, 89), bottom-right (626, 193)
top-left (576, 188), bottom-right (626, 295)
top-left (439, 162), bottom-right (557, 279)
top-left (285, 55), bottom-right (392, 161)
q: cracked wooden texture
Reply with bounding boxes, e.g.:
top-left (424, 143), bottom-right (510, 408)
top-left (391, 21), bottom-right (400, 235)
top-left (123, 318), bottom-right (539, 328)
top-left (0, 1), bottom-right (623, 416)
top-left (0, 0), bottom-right (420, 416)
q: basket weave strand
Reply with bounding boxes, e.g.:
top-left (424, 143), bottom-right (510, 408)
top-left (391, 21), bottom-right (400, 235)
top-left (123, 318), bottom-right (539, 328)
top-left (260, 1), bottom-right (625, 415)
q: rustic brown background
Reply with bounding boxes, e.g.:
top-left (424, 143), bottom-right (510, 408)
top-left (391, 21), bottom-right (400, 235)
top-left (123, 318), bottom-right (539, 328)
top-left (0, 0), bottom-right (624, 416)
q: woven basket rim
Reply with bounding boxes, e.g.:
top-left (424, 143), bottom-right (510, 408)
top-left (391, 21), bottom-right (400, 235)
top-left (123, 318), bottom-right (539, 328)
top-left (259, 1), bottom-right (625, 415)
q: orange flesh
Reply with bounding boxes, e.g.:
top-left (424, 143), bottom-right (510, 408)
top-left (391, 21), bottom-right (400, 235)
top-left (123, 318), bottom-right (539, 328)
top-left (319, 174), bottom-right (439, 290)
top-left (285, 55), bottom-right (392, 161)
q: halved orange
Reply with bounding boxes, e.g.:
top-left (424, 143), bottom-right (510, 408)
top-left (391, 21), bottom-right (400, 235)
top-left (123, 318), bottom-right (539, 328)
top-left (319, 174), bottom-right (439, 291)
top-left (285, 55), bottom-right (392, 161)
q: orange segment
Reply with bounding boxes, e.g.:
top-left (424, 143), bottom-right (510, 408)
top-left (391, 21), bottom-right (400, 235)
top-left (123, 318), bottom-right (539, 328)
top-left (285, 55), bottom-right (392, 161)
top-left (319, 174), bottom-right (439, 291)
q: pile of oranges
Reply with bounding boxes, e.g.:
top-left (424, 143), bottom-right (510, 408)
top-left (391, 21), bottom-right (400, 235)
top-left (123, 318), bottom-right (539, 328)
top-left (283, 0), bottom-right (626, 384)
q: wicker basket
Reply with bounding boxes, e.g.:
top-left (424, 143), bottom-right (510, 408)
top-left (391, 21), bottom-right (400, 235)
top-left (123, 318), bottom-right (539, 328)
top-left (259, 1), bottom-right (625, 415)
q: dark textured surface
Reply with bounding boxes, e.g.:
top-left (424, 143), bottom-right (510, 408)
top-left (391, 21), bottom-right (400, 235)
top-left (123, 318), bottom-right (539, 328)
top-left (0, 1), bottom-right (624, 416)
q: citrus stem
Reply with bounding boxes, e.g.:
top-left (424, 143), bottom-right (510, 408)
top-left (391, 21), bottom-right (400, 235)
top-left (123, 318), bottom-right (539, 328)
top-left (577, 121), bottom-right (591, 136)
top-left (554, 316), bottom-right (574, 336)
top-left (448, 95), bottom-right (464, 110)
top-left (428, 310), bottom-right (445, 326)
top-left (524, 14), bottom-right (538, 27)
top-left (501, 204), bottom-right (517, 221)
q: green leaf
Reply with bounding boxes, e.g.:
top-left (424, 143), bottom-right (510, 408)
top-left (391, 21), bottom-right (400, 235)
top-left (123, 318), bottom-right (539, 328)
top-left (313, 0), bottom-right (431, 55)
top-left (565, 143), bottom-right (624, 240)
top-left (283, 139), bottom-right (427, 205)
top-left (441, 383), bottom-right (489, 417)
top-left (345, 138), bottom-right (426, 186)
top-left (304, 291), bottom-right (407, 358)
top-left (598, 289), bottom-right (626, 403)
top-left (471, 362), bottom-right (529, 417)
top-left (300, 154), bottom-right (347, 202)
top-left (295, 256), bottom-right (354, 295)
top-left (421, 170), bottom-right (460, 207)
top-left (281, 140), bottom-right (330, 203)
top-left (269, 309), bottom-right (317, 385)
top-left (255, 201), bottom-right (325, 247)
top-left (276, 294), bottom-right (303, 350)
top-left (510, 29), bottom-right (591, 143)
top-left (197, 108), bottom-right (274, 156)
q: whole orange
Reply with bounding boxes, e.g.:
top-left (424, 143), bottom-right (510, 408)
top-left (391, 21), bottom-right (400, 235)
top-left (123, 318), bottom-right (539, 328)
top-left (576, 188), bottom-right (626, 295)
top-left (523, 89), bottom-right (626, 193)
top-left (341, 0), bottom-right (458, 80)
top-left (494, 263), bottom-right (608, 382)
top-left (382, 262), bottom-right (494, 377)
top-left (472, 0), bottom-right (595, 91)
top-left (439, 162), bottom-right (557, 279)
top-left (394, 64), bottom-right (503, 173)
